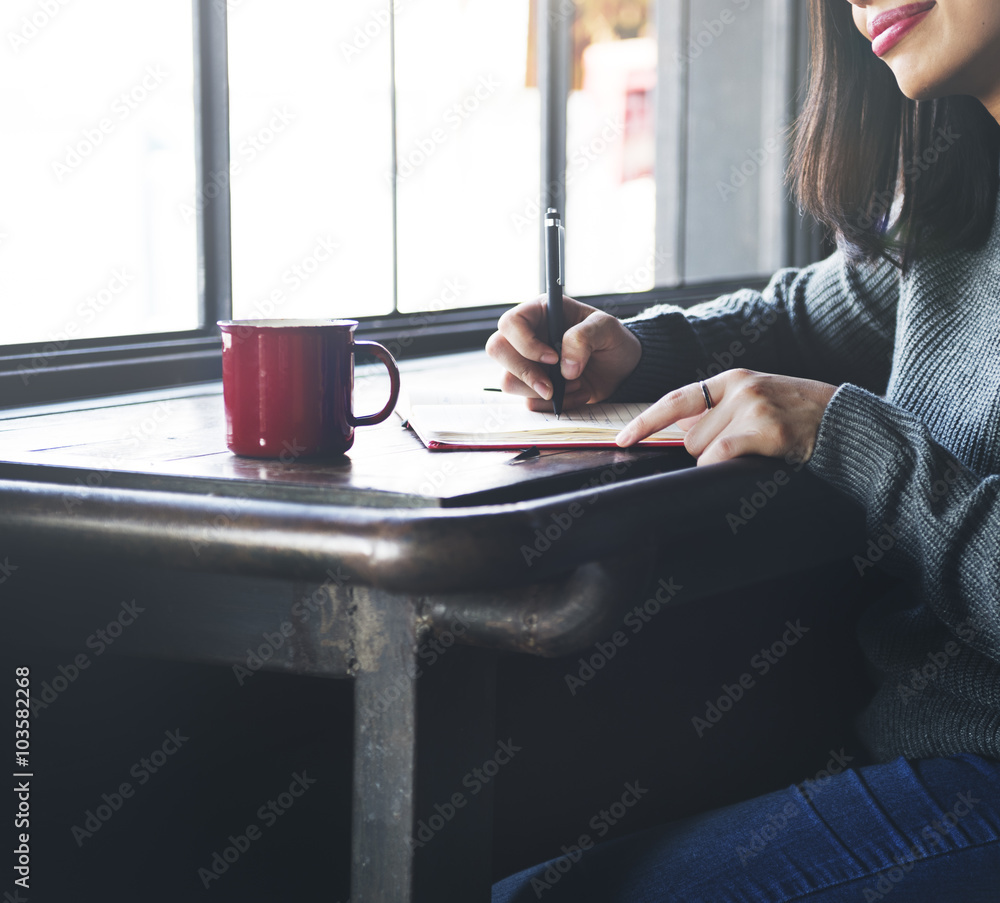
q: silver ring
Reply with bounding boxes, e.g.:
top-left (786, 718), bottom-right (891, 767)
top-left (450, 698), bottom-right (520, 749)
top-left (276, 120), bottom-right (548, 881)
top-left (700, 380), bottom-right (714, 411)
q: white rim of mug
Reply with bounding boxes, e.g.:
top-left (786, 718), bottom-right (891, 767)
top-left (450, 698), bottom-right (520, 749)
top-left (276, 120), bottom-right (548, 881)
top-left (217, 319), bottom-right (359, 329)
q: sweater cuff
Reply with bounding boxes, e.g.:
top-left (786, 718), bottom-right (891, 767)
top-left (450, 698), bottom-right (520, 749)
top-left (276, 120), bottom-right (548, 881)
top-left (607, 308), bottom-right (709, 402)
top-left (805, 382), bottom-right (913, 510)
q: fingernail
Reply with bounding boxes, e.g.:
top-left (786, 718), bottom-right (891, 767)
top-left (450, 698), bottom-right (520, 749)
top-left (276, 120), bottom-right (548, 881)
top-left (562, 359), bottom-right (580, 379)
top-left (540, 351), bottom-right (558, 365)
top-left (534, 380), bottom-right (552, 399)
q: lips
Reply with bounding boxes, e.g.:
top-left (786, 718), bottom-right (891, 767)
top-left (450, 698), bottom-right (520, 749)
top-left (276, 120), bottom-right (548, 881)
top-left (869, 1), bottom-right (936, 39)
top-left (869, 1), bottom-right (935, 56)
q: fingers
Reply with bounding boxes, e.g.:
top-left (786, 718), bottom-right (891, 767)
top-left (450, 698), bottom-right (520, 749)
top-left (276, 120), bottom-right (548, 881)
top-left (614, 369), bottom-right (835, 466)
top-left (682, 404), bottom-right (738, 463)
top-left (496, 296), bottom-right (559, 365)
top-left (488, 296), bottom-right (610, 394)
top-left (695, 431), bottom-right (759, 467)
top-left (524, 382), bottom-right (590, 412)
top-left (486, 331), bottom-right (554, 400)
top-left (487, 296), bottom-right (566, 400)
top-left (558, 319), bottom-right (595, 381)
top-left (558, 310), bottom-right (615, 381)
top-left (616, 377), bottom-right (722, 447)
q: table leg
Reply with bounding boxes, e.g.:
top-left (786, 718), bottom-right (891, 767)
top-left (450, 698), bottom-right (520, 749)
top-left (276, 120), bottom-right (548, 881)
top-left (351, 588), bottom-right (497, 903)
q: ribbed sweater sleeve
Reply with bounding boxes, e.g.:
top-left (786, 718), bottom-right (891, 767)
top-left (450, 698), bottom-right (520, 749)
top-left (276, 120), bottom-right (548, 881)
top-left (807, 384), bottom-right (1000, 663)
top-left (609, 250), bottom-right (900, 402)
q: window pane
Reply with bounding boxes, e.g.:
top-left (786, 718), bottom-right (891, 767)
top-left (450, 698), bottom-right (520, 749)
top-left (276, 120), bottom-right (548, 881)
top-left (227, 0), bottom-right (394, 321)
top-left (684, 0), bottom-right (772, 281)
top-left (565, 0), bottom-right (657, 297)
top-left (0, 1), bottom-right (198, 347)
top-left (566, 0), bottom-right (788, 294)
top-left (395, 0), bottom-right (539, 314)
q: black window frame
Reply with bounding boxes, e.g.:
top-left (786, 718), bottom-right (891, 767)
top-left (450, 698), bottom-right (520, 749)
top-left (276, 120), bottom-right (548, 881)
top-left (0, 0), bottom-right (825, 410)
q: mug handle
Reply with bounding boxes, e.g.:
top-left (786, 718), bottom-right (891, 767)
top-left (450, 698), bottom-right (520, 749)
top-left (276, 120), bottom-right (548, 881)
top-left (349, 340), bottom-right (401, 427)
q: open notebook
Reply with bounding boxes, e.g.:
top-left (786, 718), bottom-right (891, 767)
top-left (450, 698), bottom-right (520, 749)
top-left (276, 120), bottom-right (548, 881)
top-left (399, 389), bottom-right (686, 450)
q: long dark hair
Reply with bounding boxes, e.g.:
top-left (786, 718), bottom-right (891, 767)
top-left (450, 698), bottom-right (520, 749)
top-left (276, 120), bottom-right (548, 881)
top-left (791, 0), bottom-right (1000, 270)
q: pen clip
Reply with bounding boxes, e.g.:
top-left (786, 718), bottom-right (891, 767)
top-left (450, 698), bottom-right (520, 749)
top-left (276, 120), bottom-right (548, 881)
top-left (557, 226), bottom-right (564, 287)
top-left (545, 209), bottom-right (562, 287)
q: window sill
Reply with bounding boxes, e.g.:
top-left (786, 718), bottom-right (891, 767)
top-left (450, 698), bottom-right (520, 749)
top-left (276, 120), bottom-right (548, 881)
top-left (0, 277), bottom-right (768, 411)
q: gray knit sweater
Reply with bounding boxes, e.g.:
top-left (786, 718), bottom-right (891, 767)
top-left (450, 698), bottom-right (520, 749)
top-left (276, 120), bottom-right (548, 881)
top-left (613, 177), bottom-right (1000, 763)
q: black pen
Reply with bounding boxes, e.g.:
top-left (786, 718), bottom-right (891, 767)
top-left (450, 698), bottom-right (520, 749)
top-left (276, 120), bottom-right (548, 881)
top-left (545, 207), bottom-right (566, 419)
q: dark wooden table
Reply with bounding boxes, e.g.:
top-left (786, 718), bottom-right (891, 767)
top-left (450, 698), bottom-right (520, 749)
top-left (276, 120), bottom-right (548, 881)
top-left (0, 351), bottom-right (865, 901)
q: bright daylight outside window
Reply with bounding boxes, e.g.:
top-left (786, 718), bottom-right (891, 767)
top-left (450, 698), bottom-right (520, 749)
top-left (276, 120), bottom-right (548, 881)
top-left (227, 0), bottom-right (395, 322)
top-left (0, 1), bottom-right (198, 348)
top-left (228, 0), bottom-right (660, 321)
top-left (3, 0), bottom-right (781, 365)
top-left (564, 0), bottom-right (657, 297)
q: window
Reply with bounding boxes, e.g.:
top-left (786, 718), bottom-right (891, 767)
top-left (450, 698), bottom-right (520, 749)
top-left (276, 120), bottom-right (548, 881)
top-left (0, 0), bottom-right (822, 408)
top-left (2, 1), bottom-right (198, 346)
top-left (0, 0), bottom-right (225, 407)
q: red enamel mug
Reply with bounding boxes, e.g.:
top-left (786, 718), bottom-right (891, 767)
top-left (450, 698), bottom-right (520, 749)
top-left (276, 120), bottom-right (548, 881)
top-left (218, 319), bottom-right (400, 459)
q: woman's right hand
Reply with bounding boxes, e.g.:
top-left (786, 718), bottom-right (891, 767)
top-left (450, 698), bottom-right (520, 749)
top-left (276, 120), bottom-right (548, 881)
top-left (485, 295), bottom-right (642, 411)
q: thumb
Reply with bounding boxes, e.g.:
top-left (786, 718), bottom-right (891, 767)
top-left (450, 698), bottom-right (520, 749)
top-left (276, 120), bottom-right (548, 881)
top-left (559, 311), bottom-right (614, 380)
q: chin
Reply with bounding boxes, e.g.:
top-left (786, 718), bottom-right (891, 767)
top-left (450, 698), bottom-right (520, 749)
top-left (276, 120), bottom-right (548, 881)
top-left (896, 81), bottom-right (939, 101)
top-left (886, 63), bottom-right (942, 102)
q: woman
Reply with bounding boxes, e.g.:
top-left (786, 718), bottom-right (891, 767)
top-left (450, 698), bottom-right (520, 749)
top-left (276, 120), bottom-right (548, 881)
top-left (487, 0), bottom-right (1000, 899)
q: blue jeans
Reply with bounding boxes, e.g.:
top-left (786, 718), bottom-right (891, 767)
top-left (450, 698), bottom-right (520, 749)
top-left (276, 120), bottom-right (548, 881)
top-left (491, 754), bottom-right (1000, 902)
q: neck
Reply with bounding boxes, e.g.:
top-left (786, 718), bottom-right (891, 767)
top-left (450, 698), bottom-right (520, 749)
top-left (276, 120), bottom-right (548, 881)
top-left (986, 92), bottom-right (1000, 128)
top-left (981, 68), bottom-right (1000, 126)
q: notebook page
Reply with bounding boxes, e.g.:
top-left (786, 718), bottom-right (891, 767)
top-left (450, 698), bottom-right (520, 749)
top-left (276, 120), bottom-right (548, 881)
top-left (408, 401), bottom-right (686, 442)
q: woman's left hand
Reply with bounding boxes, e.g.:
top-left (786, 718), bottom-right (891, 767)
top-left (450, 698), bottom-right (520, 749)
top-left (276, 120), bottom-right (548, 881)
top-left (615, 368), bottom-right (838, 467)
